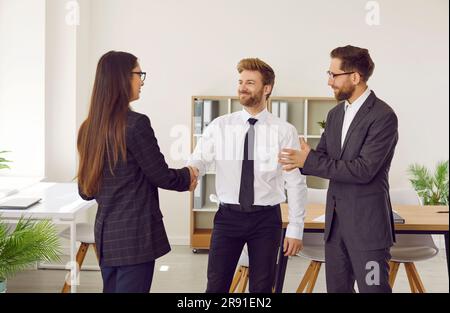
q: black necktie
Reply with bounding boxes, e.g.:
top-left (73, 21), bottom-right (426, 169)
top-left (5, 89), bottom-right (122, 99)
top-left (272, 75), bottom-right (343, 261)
top-left (239, 118), bottom-right (258, 209)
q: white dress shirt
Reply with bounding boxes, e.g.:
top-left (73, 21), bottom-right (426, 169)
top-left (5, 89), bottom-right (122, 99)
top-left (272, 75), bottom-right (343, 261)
top-left (341, 87), bottom-right (371, 148)
top-left (188, 108), bottom-right (307, 240)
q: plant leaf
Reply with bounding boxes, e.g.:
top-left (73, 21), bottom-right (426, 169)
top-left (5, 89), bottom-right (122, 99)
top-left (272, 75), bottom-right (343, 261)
top-left (0, 217), bottom-right (62, 279)
top-left (408, 161), bottom-right (449, 205)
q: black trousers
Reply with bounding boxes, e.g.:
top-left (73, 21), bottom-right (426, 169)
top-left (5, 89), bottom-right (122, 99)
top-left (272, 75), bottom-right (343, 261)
top-left (100, 260), bottom-right (155, 293)
top-left (325, 212), bottom-right (392, 293)
top-left (206, 205), bottom-right (282, 293)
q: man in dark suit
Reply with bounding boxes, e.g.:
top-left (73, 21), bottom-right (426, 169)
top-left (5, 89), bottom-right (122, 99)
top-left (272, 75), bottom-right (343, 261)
top-left (279, 45), bottom-right (398, 293)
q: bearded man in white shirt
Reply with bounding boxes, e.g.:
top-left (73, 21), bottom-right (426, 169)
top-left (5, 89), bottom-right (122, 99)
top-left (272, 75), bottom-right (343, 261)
top-left (188, 58), bottom-right (307, 293)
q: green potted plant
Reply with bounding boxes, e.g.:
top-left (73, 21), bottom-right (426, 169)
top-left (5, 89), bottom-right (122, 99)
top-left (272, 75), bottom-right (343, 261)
top-left (407, 160), bottom-right (449, 205)
top-left (0, 151), bottom-right (12, 170)
top-left (0, 218), bottom-right (62, 293)
top-left (317, 120), bottom-right (326, 135)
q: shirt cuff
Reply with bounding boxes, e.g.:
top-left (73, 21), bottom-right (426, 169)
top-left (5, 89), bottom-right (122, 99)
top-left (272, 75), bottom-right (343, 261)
top-left (186, 160), bottom-right (206, 177)
top-left (286, 223), bottom-right (304, 240)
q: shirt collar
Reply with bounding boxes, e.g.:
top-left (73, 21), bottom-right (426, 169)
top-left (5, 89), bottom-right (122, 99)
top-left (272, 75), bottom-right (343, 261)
top-left (241, 107), bottom-right (269, 124)
top-left (345, 87), bottom-right (371, 112)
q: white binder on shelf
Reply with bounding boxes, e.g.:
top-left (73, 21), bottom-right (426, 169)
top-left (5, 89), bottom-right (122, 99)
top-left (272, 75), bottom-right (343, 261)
top-left (193, 99), bottom-right (204, 135)
top-left (203, 100), bottom-right (219, 129)
top-left (193, 177), bottom-right (206, 209)
top-left (271, 101), bottom-right (280, 117)
top-left (279, 101), bottom-right (288, 121)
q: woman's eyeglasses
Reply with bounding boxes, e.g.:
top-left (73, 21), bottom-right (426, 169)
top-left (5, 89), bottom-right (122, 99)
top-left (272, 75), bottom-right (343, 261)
top-left (132, 71), bottom-right (147, 82)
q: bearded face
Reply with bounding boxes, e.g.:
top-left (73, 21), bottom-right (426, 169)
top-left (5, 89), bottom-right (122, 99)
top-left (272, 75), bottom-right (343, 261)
top-left (332, 79), bottom-right (356, 101)
top-left (238, 70), bottom-right (269, 108)
top-left (239, 86), bottom-right (264, 107)
top-left (328, 58), bottom-right (358, 102)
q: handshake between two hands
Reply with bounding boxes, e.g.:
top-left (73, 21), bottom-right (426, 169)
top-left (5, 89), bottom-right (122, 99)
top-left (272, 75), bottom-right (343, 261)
top-left (187, 166), bottom-right (199, 192)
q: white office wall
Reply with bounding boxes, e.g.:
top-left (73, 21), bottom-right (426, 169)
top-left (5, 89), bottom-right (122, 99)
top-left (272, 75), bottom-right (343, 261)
top-left (81, 0), bottom-right (448, 244)
top-left (75, 0), bottom-right (93, 148)
top-left (45, 0), bottom-right (94, 183)
top-left (0, 0), bottom-right (46, 178)
top-left (44, 0), bottom-right (94, 184)
top-left (45, 0), bottom-right (95, 227)
top-left (45, 0), bottom-right (78, 182)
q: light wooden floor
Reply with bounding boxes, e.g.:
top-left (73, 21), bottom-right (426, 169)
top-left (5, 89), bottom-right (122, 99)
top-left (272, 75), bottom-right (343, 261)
top-left (6, 245), bottom-right (449, 293)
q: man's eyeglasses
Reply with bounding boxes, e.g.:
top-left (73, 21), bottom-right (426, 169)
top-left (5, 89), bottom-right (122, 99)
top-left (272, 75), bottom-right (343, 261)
top-left (326, 70), bottom-right (355, 80)
top-left (132, 71), bottom-right (147, 82)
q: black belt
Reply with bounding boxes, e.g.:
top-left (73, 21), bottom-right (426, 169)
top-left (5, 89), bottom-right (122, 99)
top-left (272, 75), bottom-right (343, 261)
top-left (220, 202), bottom-right (280, 213)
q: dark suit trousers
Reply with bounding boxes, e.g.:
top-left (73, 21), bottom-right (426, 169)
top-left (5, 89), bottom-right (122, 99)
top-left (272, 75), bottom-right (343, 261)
top-left (206, 205), bottom-right (282, 293)
top-left (100, 260), bottom-right (155, 293)
top-left (325, 212), bottom-right (392, 293)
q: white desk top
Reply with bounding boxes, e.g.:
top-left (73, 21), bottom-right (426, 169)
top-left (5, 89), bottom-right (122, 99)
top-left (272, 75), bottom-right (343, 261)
top-left (0, 176), bottom-right (43, 199)
top-left (0, 182), bottom-right (96, 220)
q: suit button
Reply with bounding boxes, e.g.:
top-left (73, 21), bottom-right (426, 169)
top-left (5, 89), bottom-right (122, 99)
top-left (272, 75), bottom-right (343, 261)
top-left (332, 196), bottom-right (336, 200)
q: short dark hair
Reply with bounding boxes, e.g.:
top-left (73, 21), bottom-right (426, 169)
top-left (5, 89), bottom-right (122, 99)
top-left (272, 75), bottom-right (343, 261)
top-left (330, 45), bottom-right (375, 82)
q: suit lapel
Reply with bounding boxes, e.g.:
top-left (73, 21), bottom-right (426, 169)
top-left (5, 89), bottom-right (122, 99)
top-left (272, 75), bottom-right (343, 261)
top-left (339, 91), bottom-right (376, 159)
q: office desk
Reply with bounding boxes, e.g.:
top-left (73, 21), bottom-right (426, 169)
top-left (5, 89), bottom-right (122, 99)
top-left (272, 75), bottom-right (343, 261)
top-left (0, 182), bottom-right (95, 293)
top-left (273, 203), bottom-right (450, 293)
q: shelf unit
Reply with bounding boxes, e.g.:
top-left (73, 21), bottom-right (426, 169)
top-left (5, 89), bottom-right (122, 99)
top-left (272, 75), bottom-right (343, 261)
top-left (190, 96), bottom-right (337, 251)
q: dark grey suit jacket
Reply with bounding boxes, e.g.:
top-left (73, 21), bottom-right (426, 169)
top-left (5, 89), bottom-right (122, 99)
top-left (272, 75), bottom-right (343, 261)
top-left (302, 91), bottom-right (398, 251)
top-left (79, 110), bottom-right (191, 267)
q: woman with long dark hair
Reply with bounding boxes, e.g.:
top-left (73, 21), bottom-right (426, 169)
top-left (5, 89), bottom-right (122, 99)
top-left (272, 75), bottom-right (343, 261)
top-left (77, 51), bottom-right (197, 293)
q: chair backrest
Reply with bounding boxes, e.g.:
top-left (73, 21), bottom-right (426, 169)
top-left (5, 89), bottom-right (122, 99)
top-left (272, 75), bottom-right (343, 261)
top-left (389, 188), bottom-right (437, 249)
top-left (307, 188), bottom-right (327, 205)
top-left (303, 232), bottom-right (325, 245)
top-left (394, 232), bottom-right (438, 247)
